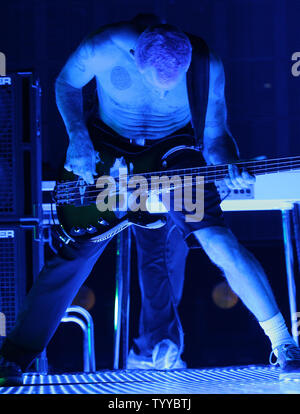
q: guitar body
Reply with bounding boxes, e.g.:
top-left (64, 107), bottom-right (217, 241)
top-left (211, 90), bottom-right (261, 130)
top-left (54, 134), bottom-right (201, 243)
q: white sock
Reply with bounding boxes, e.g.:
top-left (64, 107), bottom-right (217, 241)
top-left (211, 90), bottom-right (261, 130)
top-left (259, 312), bottom-right (296, 351)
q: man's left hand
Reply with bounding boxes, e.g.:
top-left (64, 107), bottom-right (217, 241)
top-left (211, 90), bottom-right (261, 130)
top-left (224, 163), bottom-right (256, 190)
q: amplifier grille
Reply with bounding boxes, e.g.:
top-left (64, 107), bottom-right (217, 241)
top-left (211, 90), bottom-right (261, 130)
top-left (0, 84), bottom-right (15, 213)
top-left (0, 230), bottom-right (17, 344)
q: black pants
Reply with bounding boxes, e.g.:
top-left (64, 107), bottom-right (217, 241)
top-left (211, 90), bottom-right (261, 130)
top-left (0, 117), bottom-right (225, 371)
top-left (1, 106), bottom-right (191, 372)
top-left (0, 218), bottom-right (188, 371)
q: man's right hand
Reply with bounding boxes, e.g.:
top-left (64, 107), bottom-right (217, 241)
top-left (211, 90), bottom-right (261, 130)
top-left (64, 130), bottom-right (97, 185)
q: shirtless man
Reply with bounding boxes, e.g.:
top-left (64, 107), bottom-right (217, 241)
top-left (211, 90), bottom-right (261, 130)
top-left (1, 15), bottom-right (300, 386)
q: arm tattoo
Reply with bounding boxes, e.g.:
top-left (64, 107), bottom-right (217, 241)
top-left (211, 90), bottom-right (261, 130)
top-left (213, 71), bottom-right (225, 98)
top-left (74, 43), bottom-right (91, 73)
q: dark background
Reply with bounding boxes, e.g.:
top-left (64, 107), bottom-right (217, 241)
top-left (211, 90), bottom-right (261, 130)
top-left (1, 0), bottom-right (300, 371)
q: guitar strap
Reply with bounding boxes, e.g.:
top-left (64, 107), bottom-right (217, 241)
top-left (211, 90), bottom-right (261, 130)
top-left (186, 33), bottom-right (210, 151)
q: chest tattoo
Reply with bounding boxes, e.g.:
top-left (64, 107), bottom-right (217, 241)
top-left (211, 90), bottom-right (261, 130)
top-left (110, 66), bottom-right (132, 90)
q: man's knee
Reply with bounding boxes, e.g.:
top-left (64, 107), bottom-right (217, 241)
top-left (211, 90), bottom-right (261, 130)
top-left (194, 226), bottom-right (241, 270)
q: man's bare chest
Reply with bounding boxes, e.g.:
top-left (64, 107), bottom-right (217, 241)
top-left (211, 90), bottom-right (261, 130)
top-left (95, 58), bottom-right (190, 113)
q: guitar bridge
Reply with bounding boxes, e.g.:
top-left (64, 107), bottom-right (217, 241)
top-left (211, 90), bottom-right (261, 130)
top-left (54, 178), bottom-right (97, 207)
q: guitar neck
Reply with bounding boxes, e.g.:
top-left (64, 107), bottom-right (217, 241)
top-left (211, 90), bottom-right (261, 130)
top-left (155, 156), bottom-right (300, 184)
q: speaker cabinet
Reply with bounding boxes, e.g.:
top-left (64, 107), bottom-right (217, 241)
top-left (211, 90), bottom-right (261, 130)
top-left (0, 225), bottom-right (43, 347)
top-left (0, 72), bottom-right (42, 221)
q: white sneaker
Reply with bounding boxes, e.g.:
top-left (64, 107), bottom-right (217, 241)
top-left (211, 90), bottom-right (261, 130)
top-left (127, 349), bottom-right (154, 369)
top-left (152, 339), bottom-right (186, 370)
top-left (269, 343), bottom-right (300, 380)
top-left (127, 340), bottom-right (186, 370)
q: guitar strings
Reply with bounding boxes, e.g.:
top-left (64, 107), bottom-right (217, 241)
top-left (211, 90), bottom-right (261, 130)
top-left (54, 172), bottom-right (297, 208)
top-left (54, 161), bottom-right (300, 202)
top-left (55, 162), bottom-right (300, 202)
top-left (56, 158), bottom-right (300, 191)
top-left (55, 155), bottom-right (300, 189)
top-left (55, 158), bottom-right (300, 198)
top-left (54, 162), bottom-right (300, 205)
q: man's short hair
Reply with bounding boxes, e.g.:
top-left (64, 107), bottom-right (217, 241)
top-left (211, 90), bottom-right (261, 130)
top-left (135, 24), bottom-right (192, 85)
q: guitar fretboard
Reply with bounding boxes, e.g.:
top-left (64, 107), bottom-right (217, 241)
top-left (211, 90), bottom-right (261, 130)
top-left (54, 155), bottom-right (300, 206)
top-left (138, 155), bottom-right (300, 184)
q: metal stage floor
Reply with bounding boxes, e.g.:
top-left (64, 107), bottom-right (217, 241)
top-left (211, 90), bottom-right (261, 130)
top-left (0, 365), bottom-right (300, 394)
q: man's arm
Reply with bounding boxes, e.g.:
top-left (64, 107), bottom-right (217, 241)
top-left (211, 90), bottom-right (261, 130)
top-left (202, 52), bottom-right (239, 165)
top-left (55, 30), bottom-right (114, 184)
top-left (202, 53), bottom-right (254, 189)
top-left (55, 40), bottom-right (96, 136)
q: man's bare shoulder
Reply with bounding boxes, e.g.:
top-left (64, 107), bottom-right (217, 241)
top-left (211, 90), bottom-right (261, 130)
top-left (86, 21), bottom-right (139, 56)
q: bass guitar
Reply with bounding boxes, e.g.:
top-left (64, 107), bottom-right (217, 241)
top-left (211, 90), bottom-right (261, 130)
top-left (53, 134), bottom-right (300, 243)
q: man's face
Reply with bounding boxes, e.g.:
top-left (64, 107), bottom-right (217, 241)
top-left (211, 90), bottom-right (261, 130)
top-left (138, 64), bottom-right (185, 92)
